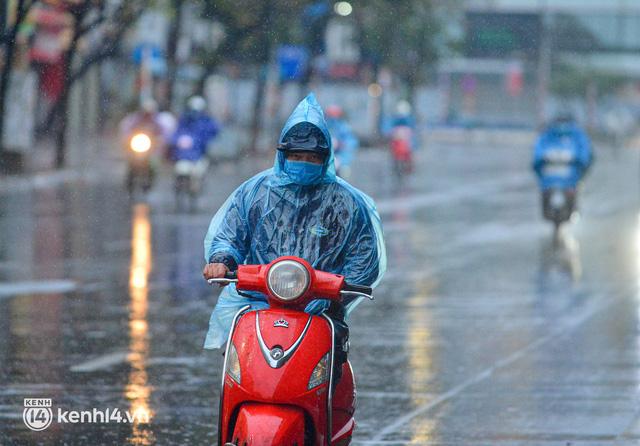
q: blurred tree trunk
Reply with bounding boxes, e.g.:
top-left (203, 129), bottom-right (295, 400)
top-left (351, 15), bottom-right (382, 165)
top-left (39, 1), bottom-right (145, 168)
top-left (248, 65), bottom-right (268, 156)
top-left (406, 77), bottom-right (416, 106)
top-left (0, 0), bottom-right (32, 153)
top-left (165, 0), bottom-right (183, 109)
top-left (38, 21), bottom-right (132, 136)
top-left (247, 0), bottom-right (273, 156)
top-left (53, 3), bottom-right (89, 168)
top-left (54, 31), bottom-right (81, 167)
top-left (586, 80), bottom-right (597, 132)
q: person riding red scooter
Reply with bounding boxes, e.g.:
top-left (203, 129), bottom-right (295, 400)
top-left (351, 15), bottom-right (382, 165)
top-left (209, 256), bottom-right (374, 445)
top-left (202, 93), bottom-right (386, 444)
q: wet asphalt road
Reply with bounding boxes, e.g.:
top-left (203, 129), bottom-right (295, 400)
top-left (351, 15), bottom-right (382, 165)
top-left (1, 136), bottom-right (640, 445)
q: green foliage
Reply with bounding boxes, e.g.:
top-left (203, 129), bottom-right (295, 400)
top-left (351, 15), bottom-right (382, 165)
top-left (355, 0), bottom-right (444, 84)
top-left (193, 0), bottom-right (447, 83)
top-left (200, 0), bottom-right (310, 64)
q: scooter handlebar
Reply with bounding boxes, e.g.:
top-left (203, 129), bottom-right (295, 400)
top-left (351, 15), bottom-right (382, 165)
top-left (207, 271), bottom-right (238, 286)
top-left (341, 282), bottom-right (374, 300)
top-left (206, 263), bottom-right (374, 301)
top-left (343, 283), bottom-right (372, 295)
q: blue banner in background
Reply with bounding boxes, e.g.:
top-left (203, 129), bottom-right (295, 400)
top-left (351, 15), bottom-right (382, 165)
top-left (277, 45), bottom-right (309, 82)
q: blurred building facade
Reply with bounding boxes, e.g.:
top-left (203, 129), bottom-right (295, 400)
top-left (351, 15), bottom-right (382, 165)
top-left (449, 0), bottom-right (640, 131)
top-left (6, 0), bottom-right (640, 172)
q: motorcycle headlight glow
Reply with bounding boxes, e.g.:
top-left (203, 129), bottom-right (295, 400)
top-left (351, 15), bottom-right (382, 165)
top-left (267, 260), bottom-right (310, 301)
top-left (130, 133), bottom-right (151, 153)
top-left (308, 352), bottom-right (330, 390)
top-left (226, 343), bottom-right (241, 384)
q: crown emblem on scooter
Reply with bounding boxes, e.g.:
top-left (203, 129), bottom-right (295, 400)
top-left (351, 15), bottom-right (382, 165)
top-left (273, 318), bottom-right (289, 328)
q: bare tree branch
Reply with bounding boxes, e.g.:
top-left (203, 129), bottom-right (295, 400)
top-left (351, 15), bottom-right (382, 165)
top-left (37, 0), bottom-right (145, 134)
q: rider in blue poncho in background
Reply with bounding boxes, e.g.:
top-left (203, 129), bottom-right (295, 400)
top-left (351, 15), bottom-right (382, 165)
top-left (325, 105), bottom-right (359, 179)
top-left (202, 94), bottom-right (386, 364)
top-left (169, 96), bottom-right (220, 162)
top-left (533, 114), bottom-right (593, 190)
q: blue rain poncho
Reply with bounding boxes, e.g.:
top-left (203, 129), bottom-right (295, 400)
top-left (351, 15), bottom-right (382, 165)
top-left (203, 93), bottom-right (386, 349)
top-left (327, 117), bottom-right (359, 169)
top-left (169, 111), bottom-right (220, 161)
top-left (533, 122), bottom-right (593, 190)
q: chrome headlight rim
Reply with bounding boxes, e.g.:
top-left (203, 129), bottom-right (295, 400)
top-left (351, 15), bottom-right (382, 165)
top-left (266, 259), bottom-right (311, 302)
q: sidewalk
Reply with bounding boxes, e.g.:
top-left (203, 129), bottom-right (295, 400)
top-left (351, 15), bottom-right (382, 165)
top-left (0, 135), bottom-right (125, 194)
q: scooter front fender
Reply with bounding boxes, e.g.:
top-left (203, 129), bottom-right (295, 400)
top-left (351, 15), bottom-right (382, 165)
top-left (230, 402), bottom-right (306, 446)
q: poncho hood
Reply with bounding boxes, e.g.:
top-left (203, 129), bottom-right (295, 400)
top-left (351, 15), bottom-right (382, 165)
top-left (273, 93), bottom-right (336, 185)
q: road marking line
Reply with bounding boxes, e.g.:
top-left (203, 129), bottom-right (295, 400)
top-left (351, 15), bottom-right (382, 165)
top-left (0, 280), bottom-right (77, 298)
top-left (70, 351), bottom-right (129, 372)
top-left (371, 294), bottom-right (618, 442)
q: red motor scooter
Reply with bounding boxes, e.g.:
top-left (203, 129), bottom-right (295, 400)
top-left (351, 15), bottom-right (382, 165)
top-left (208, 256), bottom-right (373, 446)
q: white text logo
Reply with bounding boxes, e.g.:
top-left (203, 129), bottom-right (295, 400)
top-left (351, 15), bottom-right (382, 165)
top-left (23, 399), bottom-right (53, 431)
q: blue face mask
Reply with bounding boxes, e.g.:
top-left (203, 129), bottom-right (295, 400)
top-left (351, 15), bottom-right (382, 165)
top-left (283, 160), bottom-right (324, 186)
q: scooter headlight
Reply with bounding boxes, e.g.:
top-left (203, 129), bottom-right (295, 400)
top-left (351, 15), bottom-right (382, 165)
top-left (308, 352), bottom-right (330, 390)
top-left (267, 260), bottom-right (310, 301)
top-left (130, 133), bottom-right (151, 153)
top-left (226, 343), bottom-right (241, 384)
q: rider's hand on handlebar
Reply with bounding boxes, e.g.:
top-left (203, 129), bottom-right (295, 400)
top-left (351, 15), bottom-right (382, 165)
top-left (203, 263), bottom-right (230, 286)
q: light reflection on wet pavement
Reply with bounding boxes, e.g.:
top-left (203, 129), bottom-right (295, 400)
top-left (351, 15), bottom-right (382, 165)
top-left (1, 140), bottom-right (640, 445)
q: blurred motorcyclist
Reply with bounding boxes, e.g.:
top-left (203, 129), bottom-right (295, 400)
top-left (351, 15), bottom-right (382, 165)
top-left (169, 95), bottom-right (220, 163)
top-left (390, 100), bottom-right (416, 131)
top-left (201, 93), bottom-right (386, 378)
top-left (119, 99), bottom-right (165, 194)
top-left (119, 99), bottom-right (164, 142)
top-left (533, 113), bottom-right (593, 229)
top-left (326, 105), bottom-right (359, 179)
top-left (169, 96), bottom-right (220, 209)
top-left (386, 100), bottom-right (417, 176)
